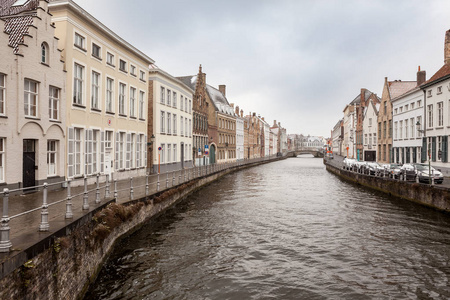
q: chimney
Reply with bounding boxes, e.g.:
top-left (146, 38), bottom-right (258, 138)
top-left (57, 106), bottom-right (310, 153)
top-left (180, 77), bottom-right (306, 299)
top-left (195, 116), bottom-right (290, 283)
top-left (262, 117), bottom-right (265, 121)
top-left (273, 120), bottom-right (277, 126)
top-left (230, 103), bottom-right (234, 108)
top-left (360, 88), bottom-right (366, 106)
top-left (219, 85), bottom-right (226, 96)
top-left (235, 105), bottom-right (239, 115)
top-left (253, 112), bottom-right (256, 117)
top-left (445, 30), bottom-right (450, 65)
top-left (240, 109), bottom-right (243, 117)
top-left (417, 66), bottom-right (426, 86)
top-left (278, 122), bottom-right (281, 127)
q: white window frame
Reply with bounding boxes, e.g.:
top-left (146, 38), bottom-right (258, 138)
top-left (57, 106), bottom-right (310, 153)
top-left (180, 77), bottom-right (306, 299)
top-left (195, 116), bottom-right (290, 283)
top-left (0, 74), bottom-right (5, 115)
top-left (41, 42), bottom-right (48, 64)
top-left (173, 91), bottom-right (177, 108)
top-left (140, 70), bottom-right (145, 81)
top-left (173, 143), bottom-right (177, 162)
top-left (73, 63), bottom-right (84, 105)
top-left (119, 59), bottom-right (127, 73)
top-left (167, 89), bottom-right (171, 106)
top-left (106, 77), bottom-right (114, 112)
top-left (0, 138), bottom-right (5, 182)
top-left (160, 111), bottom-right (165, 133)
top-left (74, 128), bottom-right (82, 177)
top-left (92, 130), bottom-right (100, 174)
top-left (161, 86), bottom-right (165, 104)
top-left (139, 90), bottom-right (145, 119)
top-left (119, 82), bottom-right (126, 115)
top-left (49, 86), bottom-right (60, 120)
top-left (428, 104), bottom-right (433, 128)
top-left (180, 116), bottom-right (184, 136)
top-left (130, 87), bottom-right (136, 118)
top-left (118, 132), bottom-right (125, 170)
top-left (438, 101), bottom-right (443, 127)
top-left (92, 43), bottom-right (101, 59)
top-left (167, 113), bottom-right (171, 134)
top-left (161, 143), bottom-right (165, 163)
top-left (180, 95), bottom-right (183, 111)
top-left (91, 71), bottom-right (100, 110)
top-left (24, 79), bottom-right (38, 117)
top-left (74, 32), bottom-right (85, 50)
top-left (167, 144), bottom-right (171, 163)
top-left (106, 52), bottom-right (115, 66)
top-left (130, 65), bottom-right (136, 76)
top-left (173, 114), bottom-right (177, 134)
top-left (105, 130), bottom-right (113, 149)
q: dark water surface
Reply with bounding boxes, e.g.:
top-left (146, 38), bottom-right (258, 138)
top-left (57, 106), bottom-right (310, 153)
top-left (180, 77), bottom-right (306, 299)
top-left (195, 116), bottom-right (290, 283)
top-left (85, 156), bottom-right (450, 299)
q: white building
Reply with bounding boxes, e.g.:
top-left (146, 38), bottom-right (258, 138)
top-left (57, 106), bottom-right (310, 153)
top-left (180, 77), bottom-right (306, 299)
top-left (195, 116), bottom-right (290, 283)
top-left (149, 64), bottom-right (193, 173)
top-left (331, 119), bottom-right (343, 156)
top-left (234, 105), bottom-right (245, 161)
top-left (343, 104), bottom-right (356, 158)
top-left (362, 100), bottom-right (379, 161)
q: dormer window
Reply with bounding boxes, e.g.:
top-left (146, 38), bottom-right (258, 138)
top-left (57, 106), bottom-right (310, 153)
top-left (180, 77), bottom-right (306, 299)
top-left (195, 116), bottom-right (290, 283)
top-left (41, 42), bottom-right (49, 64)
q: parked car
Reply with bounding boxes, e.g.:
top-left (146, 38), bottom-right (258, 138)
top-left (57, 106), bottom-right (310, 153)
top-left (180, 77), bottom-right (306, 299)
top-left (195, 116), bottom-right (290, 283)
top-left (343, 158), bottom-right (356, 170)
top-left (365, 162), bottom-right (382, 175)
top-left (388, 163), bottom-right (402, 179)
top-left (413, 163), bottom-right (444, 184)
top-left (400, 163), bottom-right (416, 181)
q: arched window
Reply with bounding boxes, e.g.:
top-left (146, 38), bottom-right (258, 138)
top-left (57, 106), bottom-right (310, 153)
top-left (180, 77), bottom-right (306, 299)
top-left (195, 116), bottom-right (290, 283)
top-left (41, 43), bottom-right (49, 64)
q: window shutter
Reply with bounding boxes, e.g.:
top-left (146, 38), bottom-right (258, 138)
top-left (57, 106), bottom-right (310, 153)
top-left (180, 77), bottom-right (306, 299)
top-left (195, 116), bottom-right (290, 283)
top-left (100, 131), bottom-right (105, 173)
top-left (406, 147), bottom-right (410, 164)
top-left (136, 134), bottom-right (140, 168)
top-left (68, 127), bottom-right (74, 178)
top-left (421, 138), bottom-right (427, 163)
top-left (115, 132), bottom-right (119, 170)
top-left (126, 133), bottom-right (131, 169)
top-left (443, 136), bottom-right (448, 163)
top-left (85, 130), bottom-right (88, 175)
top-left (432, 137), bottom-right (436, 162)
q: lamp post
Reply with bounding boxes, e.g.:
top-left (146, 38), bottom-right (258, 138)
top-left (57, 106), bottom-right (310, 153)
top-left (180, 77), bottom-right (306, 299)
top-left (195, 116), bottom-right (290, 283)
top-left (147, 134), bottom-right (155, 173)
top-left (416, 121), bottom-right (431, 185)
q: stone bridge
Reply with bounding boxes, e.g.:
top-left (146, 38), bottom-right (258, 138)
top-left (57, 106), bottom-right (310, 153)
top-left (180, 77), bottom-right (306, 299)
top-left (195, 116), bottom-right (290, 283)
top-left (287, 147), bottom-right (324, 158)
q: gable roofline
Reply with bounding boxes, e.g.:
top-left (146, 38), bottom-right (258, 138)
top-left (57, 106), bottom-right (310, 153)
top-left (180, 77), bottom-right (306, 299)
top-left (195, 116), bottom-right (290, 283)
top-left (149, 65), bottom-right (194, 94)
top-left (420, 64), bottom-right (450, 89)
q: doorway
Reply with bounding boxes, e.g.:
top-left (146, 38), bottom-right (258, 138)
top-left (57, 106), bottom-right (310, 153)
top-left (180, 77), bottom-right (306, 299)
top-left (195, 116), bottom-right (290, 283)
top-left (23, 139), bottom-right (36, 190)
top-left (210, 144), bottom-right (216, 164)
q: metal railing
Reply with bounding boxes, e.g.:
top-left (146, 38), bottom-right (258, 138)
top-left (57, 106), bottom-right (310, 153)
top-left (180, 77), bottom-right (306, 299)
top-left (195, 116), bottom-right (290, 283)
top-left (0, 154), bottom-right (281, 253)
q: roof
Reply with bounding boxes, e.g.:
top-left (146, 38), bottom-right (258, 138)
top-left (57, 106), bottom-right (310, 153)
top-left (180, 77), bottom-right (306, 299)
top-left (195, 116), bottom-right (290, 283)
top-left (0, 0), bottom-right (39, 54)
top-left (388, 81), bottom-right (417, 99)
top-left (349, 89), bottom-right (380, 105)
top-left (149, 64), bottom-right (194, 94)
top-left (176, 75), bottom-right (197, 91)
top-left (206, 84), bottom-right (236, 116)
top-left (422, 64), bottom-right (450, 86)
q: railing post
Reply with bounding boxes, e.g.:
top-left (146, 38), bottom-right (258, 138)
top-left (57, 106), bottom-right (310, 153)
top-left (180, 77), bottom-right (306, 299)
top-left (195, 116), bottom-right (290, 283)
top-left (39, 183), bottom-right (49, 232)
top-left (166, 172), bottom-right (169, 188)
top-left (130, 177), bottom-right (134, 200)
top-left (83, 176), bottom-right (89, 210)
top-left (95, 173), bottom-right (101, 204)
top-left (0, 188), bottom-right (12, 253)
top-left (431, 170), bottom-right (435, 186)
top-left (157, 173), bottom-right (160, 191)
top-left (105, 174), bottom-right (110, 198)
top-left (416, 173), bottom-right (420, 183)
top-left (114, 179), bottom-right (118, 202)
top-left (145, 173), bottom-right (149, 195)
top-left (172, 171), bottom-right (175, 186)
top-left (179, 172), bottom-right (181, 184)
top-left (65, 179), bottom-right (73, 219)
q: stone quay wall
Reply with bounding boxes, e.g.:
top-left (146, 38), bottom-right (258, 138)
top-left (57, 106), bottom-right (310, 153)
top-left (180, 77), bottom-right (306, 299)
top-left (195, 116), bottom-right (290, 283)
top-left (325, 161), bottom-right (450, 213)
top-left (0, 158), bottom-right (280, 300)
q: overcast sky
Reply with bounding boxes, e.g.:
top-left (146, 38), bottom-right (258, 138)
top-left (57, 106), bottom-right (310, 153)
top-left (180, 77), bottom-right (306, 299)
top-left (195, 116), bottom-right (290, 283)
top-left (74, 0), bottom-right (450, 137)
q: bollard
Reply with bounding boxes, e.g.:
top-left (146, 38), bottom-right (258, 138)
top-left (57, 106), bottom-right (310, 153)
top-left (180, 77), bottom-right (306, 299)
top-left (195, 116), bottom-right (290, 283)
top-left (130, 177), bottom-right (134, 200)
top-left (65, 179), bottom-right (73, 219)
top-left (105, 174), bottom-right (110, 198)
top-left (416, 174), bottom-right (420, 183)
top-left (83, 176), bottom-right (89, 210)
top-left (95, 173), bottom-right (101, 204)
top-left (114, 179), bottom-right (118, 202)
top-left (0, 188), bottom-right (12, 253)
top-left (39, 183), bottom-right (49, 231)
top-left (157, 173), bottom-right (160, 191)
top-left (145, 173), bottom-right (149, 195)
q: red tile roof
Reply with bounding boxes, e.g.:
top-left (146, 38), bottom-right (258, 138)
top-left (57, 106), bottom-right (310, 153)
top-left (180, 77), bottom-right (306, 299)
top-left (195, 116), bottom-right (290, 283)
top-left (4, 14), bottom-right (34, 53)
top-left (388, 81), bottom-right (417, 99)
top-left (423, 63), bottom-right (450, 85)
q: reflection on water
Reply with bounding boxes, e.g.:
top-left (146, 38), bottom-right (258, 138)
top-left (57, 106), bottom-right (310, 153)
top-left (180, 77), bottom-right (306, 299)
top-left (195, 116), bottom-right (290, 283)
top-left (85, 156), bottom-right (450, 299)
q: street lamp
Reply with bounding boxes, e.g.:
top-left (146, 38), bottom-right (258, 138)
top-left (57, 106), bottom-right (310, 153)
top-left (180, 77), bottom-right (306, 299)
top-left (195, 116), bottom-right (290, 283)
top-left (416, 121), bottom-right (432, 185)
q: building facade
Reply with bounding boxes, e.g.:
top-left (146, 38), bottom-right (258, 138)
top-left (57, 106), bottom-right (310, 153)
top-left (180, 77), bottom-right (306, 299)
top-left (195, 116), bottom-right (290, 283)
top-left (49, 0), bottom-right (152, 181)
top-left (148, 64), bottom-right (193, 173)
top-left (362, 100), bottom-right (379, 161)
top-left (0, 0), bottom-right (66, 190)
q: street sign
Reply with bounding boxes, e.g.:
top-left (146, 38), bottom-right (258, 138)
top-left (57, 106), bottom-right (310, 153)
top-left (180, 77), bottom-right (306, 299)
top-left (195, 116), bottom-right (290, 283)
top-left (205, 151), bottom-right (209, 155)
top-left (158, 146), bottom-right (162, 151)
top-left (205, 145), bottom-right (209, 149)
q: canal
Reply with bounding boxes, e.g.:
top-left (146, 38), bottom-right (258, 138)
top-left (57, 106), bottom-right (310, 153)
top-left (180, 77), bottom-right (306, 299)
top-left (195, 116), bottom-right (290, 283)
top-left (85, 156), bottom-right (450, 299)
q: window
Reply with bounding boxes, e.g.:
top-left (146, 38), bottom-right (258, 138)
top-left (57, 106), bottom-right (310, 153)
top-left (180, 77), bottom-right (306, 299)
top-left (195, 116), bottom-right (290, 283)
top-left (91, 71), bottom-right (100, 110)
top-left (399, 121), bottom-right (403, 139)
top-left (140, 70), bottom-right (145, 81)
top-left (389, 120), bottom-right (392, 138)
top-left (41, 43), bottom-right (48, 64)
top-left (73, 63), bottom-right (84, 105)
top-left (74, 128), bottom-right (82, 176)
top-left (92, 43), bottom-right (101, 58)
top-left (417, 100), bottom-right (421, 107)
top-left (161, 87), bottom-right (165, 104)
top-left (411, 103), bottom-right (415, 110)
top-left (106, 78), bottom-right (114, 112)
top-left (405, 104), bottom-right (409, 111)
top-left (438, 102), bottom-right (443, 127)
top-left (437, 86), bottom-right (442, 94)
top-left (49, 86), bottom-right (60, 120)
top-left (119, 59), bottom-right (127, 72)
top-left (417, 116), bottom-right (422, 137)
top-left (130, 65), bottom-right (136, 76)
top-left (167, 144), bottom-right (171, 163)
top-left (105, 131), bottom-right (113, 148)
top-left (180, 95), bottom-right (183, 110)
top-left (107, 52), bottom-right (115, 66)
top-left (189, 119), bottom-right (191, 137)
top-left (161, 144), bottom-right (165, 163)
top-left (185, 98), bottom-right (188, 113)
top-left (173, 92), bottom-right (177, 108)
top-left (173, 144), bottom-right (177, 162)
top-left (167, 89), bottom-right (171, 106)
top-left (139, 91), bottom-right (145, 119)
top-left (369, 118), bottom-right (372, 126)
top-left (85, 130), bottom-right (93, 175)
top-left (92, 130), bottom-right (99, 173)
top-left (24, 79), bottom-right (38, 117)
top-left (74, 32), bottom-right (85, 49)
top-left (400, 107), bottom-right (403, 113)
top-left (118, 132), bottom-right (125, 169)
top-left (383, 121), bottom-right (386, 138)
top-left (130, 133), bottom-right (135, 168)
top-left (160, 111), bottom-right (165, 133)
top-left (180, 116), bottom-right (184, 135)
top-left (189, 99), bottom-right (192, 113)
top-left (394, 108), bottom-right (398, 115)
top-left (428, 104), bottom-right (433, 128)
top-left (427, 90), bottom-right (432, 97)
top-left (130, 87), bottom-right (136, 117)
top-left (173, 114), bottom-right (177, 134)
top-left (410, 118), bottom-right (414, 138)
top-left (0, 74), bottom-right (4, 115)
top-left (167, 113), bottom-right (171, 134)
top-left (395, 122), bottom-right (398, 140)
top-left (405, 119), bottom-right (408, 138)
top-left (185, 118), bottom-right (188, 137)
top-left (119, 83), bottom-right (126, 115)
top-left (0, 138), bottom-right (4, 182)
top-left (384, 101), bottom-right (387, 114)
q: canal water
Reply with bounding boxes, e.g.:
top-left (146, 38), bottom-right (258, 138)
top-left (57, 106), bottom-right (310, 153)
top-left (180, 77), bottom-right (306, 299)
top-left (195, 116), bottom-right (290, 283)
top-left (85, 156), bottom-right (450, 300)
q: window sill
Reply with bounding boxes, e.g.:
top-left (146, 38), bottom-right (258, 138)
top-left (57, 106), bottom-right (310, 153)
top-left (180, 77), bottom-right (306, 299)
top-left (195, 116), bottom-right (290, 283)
top-left (49, 119), bottom-right (61, 123)
top-left (436, 126), bottom-right (444, 129)
top-left (25, 116), bottom-right (40, 120)
top-left (91, 108), bottom-right (101, 113)
top-left (106, 111), bottom-right (115, 116)
top-left (74, 44), bottom-right (87, 52)
top-left (139, 78), bottom-right (146, 83)
top-left (107, 62), bottom-right (115, 68)
top-left (47, 175), bottom-right (59, 178)
top-left (129, 116), bottom-right (137, 120)
top-left (118, 114), bottom-right (127, 118)
top-left (119, 69), bottom-right (128, 74)
top-left (0, 115), bottom-right (7, 119)
top-left (40, 62), bottom-right (49, 67)
top-left (139, 118), bottom-right (145, 122)
top-left (92, 54), bottom-right (102, 61)
top-left (72, 103), bottom-right (86, 109)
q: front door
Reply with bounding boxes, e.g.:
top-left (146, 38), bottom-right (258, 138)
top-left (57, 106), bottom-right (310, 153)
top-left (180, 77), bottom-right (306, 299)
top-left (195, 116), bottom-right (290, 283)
top-left (210, 145), bottom-right (216, 164)
top-left (23, 139), bottom-right (36, 190)
top-left (181, 143), bottom-right (184, 169)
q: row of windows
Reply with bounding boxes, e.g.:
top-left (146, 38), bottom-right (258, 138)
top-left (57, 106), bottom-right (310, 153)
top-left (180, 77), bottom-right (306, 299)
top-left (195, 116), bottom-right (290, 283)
top-left (394, 100), bottom-right (421, 115)
top-left (160, 111), bottom-right (192, 137)
top-left (426, 101), bottom-right (450, 128)
top-left (0, 74), bottom-right (62, 120)
top-left (394, 117), bottom-right (423, 140)
top-left (427, 86), bottom-right (444, 98)
top-left (159, 143), bottom-right (192, 164)
top-left (160, 86), bottom-right (192, 113)
top-left (219, 118), bottom-right (235, 130)
top-left (74, 32), bottom-right (146, 82)
top-left (73, 64), bottom-right (146, 119)
top-left (363, 133), bottom-right (377, 146)
top-left (219, 134), bottom-right (235, 145)
top-left (68, 128), bottom-right (146, 178)
top-left (194, 136), bottom-right (208, 153)
top-left (194, 114), bottom-right (207, 132)
top-left (218, 150), bottom-right (235, 160)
